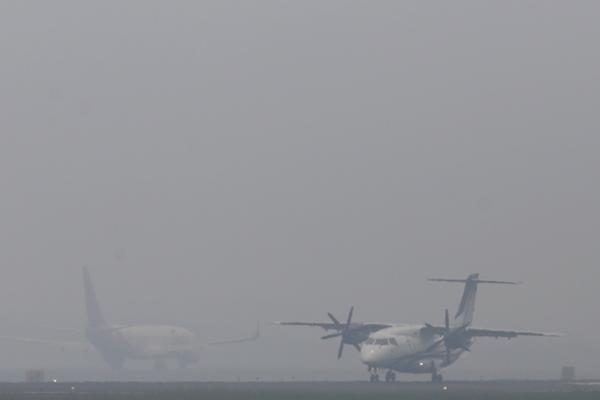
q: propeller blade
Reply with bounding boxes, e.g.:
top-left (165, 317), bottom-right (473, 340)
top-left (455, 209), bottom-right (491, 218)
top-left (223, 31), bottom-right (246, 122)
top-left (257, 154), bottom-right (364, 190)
top-left (353, 343), bottom-right (361, 352)
top-left (337, 339), bottom-right (344, 359)
top-left (445, 309), bottom-right (450, 335)
top-left (328, 312), bottom-right (341, 326)
top-left (346, 307), bottom-right (354, 327)
top-left (321, 332), bottom-right (342, 340)
top-left (443, 309), bottom-right (451, 363)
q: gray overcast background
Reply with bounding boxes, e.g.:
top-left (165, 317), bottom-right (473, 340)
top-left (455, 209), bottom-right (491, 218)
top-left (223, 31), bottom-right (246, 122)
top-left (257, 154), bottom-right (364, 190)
top-left (1, 0), bottom-right (599, 381)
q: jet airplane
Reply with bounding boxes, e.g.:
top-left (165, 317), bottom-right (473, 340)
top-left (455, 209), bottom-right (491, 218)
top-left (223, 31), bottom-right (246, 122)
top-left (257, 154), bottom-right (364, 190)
top-left (3, 267), bottom-right (259, 369)
top-left (273, 274), bottom-right (561, 382)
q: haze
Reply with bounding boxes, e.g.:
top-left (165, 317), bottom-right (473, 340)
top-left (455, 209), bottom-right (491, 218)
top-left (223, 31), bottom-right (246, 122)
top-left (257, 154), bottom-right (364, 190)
top-left (1, 1), bottom-right (599, 382)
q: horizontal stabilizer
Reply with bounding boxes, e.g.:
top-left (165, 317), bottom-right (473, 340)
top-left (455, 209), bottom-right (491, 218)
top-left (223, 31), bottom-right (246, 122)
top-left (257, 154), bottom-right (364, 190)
top-left (428, 278), bottom-right (520, 285)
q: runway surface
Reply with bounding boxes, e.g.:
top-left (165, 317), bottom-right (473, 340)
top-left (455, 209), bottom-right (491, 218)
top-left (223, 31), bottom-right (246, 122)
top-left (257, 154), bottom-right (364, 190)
top-left (0, 380), bottom-right (598, 399)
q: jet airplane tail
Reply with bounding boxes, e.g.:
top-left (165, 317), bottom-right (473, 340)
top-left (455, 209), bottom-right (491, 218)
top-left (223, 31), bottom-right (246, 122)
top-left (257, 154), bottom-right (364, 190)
top-left (83, 267), bottom-right (111, 329)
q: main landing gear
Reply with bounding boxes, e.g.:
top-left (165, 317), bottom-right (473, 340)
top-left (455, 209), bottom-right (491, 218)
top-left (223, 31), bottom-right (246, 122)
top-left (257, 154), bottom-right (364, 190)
top-left (430, 361), bottom-right (443, 383)
top-left (384, 370), bottom-right (396, 383)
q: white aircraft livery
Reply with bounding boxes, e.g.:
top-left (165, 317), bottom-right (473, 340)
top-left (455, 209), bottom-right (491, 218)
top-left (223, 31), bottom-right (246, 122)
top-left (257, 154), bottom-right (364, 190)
top-left (274, 273), bottom-right (561, 382)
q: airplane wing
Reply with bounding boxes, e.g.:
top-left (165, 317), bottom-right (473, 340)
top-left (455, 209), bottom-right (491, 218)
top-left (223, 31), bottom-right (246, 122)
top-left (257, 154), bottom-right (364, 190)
top-left (208, 321), bottom-right (260, 347)
top-left (272, 321), bottom-right (393, 333)
top-left (0, 336), bottom-right (93, 351)
top-left (419, 325), bottom-right (562, 338)
top-left (358, 323), bottom-right (395, 332)
top-left (32, 325), bottom-right (85, 334)
top-left (271, 321), bottom-right (343, 331)
top-left (464, 327), bottom-right (563, 338)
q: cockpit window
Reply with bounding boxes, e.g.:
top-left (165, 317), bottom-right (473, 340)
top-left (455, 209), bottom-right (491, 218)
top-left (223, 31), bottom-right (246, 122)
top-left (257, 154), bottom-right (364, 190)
top-left (374, 338), bottom-right (389, 346)
top-left (389, 337), bottom-right (398, 346)
top-left (366, 338), bottom-right (375, 345)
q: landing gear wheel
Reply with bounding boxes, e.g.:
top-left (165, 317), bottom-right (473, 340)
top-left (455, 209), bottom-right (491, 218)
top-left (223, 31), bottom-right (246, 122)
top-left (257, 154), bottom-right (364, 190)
top-left (370, 373), bottom-right (379, 382)
top-left (430, 361), bottom-right (441, 383)
top-left (431, 372), bottom-right (443, 383)
top-left (385, 370), bottom-right (396, 383)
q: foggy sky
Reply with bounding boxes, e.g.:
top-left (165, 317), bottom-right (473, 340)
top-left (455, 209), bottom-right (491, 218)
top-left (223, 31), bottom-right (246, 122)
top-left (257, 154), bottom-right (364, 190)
top-left (1, 1), bottom-right (600, 381)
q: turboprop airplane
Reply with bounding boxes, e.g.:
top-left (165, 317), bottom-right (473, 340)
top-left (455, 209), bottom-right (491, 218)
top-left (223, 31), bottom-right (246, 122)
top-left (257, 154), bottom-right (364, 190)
top-left (273, 273), bottom-right (561, 383)
top-left (3, 267), bottom-right (259, 369)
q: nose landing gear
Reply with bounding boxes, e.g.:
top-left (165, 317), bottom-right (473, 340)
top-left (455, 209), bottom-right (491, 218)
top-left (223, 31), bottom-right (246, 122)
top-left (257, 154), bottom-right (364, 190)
top-left (368, 366), bottom-right (380, 382)
top-left (367, 367), bottom-right (396, 383)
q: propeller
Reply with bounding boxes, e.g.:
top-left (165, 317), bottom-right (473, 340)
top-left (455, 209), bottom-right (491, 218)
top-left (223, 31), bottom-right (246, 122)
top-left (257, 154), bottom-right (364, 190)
top-left (443, 309), bottom-right (451, 364)
top-left (321, 307), bottom-right (357, 359)
top-left (441, 308), bottom-right (470, 364)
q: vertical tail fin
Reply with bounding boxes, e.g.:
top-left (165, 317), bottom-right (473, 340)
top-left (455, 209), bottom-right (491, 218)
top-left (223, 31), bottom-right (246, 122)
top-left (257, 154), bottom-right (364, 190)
top-left (453, 273), bottom-right (479, 327)
top-left (429, 274), bottom-right (519, 328)
top-left (83, 267), bottom-right (110, 329)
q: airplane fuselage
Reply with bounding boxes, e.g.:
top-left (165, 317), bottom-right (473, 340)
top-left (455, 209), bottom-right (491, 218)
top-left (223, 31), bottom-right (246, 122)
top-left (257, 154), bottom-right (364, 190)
top-left (85, 325), bottom-right (201, 368)
top-left (360, 325), bottom-right (473, 374)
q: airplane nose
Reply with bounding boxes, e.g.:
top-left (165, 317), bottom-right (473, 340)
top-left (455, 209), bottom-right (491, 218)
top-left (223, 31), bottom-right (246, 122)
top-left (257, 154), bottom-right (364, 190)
top-left (361, 346), bottom-right (383, 366)
top-left (362, 343), bottom-right (396, 367)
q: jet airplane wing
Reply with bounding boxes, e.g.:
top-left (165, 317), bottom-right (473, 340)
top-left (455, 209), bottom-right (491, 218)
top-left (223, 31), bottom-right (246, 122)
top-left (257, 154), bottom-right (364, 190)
top-left (32, 325), bottom-right (85, 334)
top-left (0, 336), bottom-right (93, 351)
top-left (208, 321), bottom-right (260, 347)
